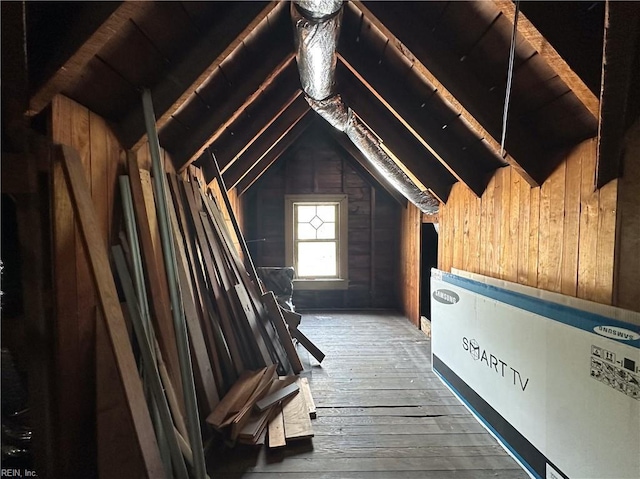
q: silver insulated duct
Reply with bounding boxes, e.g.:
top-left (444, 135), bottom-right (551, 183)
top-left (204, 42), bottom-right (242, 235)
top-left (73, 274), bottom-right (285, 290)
top-left (292, 0), bottom-right (439, 213)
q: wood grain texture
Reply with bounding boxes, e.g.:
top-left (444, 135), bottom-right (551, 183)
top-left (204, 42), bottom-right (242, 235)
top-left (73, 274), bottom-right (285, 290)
top-left (399, 202), bottom-right (422, 326)
top-left (282, 379), bottom-right (314, 441)
top-left (58, 144), bottom-right (164, 478)
top-left (208, 312), bottom-right (527, 477)
top-left (438, 139), bottom-right (617, 305)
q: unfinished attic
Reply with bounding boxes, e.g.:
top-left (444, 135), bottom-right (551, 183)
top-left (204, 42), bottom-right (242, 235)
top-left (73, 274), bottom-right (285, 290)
top-left (2, 0), bottom-right (639, 477)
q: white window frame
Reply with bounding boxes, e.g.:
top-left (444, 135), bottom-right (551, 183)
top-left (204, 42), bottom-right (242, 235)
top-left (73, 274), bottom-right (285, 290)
top-left (285, 194), bottom-right (349, 290)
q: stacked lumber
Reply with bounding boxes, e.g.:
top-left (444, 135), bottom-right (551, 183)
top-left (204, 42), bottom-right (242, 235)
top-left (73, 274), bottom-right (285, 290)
top-left (56, 89), bottom-right (321, 477)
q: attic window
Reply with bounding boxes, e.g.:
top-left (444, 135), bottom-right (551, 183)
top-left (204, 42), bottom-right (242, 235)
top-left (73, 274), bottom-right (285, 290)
top-left (285, 195), bottom-right (348, 290)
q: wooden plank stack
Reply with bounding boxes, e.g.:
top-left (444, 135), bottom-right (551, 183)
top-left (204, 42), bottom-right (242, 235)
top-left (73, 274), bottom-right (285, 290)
top-left (57, 140), bottom-right (318, 476)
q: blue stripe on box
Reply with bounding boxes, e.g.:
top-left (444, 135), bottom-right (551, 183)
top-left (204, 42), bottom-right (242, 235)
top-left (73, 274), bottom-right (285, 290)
top-left (440, 273), bottom-right (640, 349)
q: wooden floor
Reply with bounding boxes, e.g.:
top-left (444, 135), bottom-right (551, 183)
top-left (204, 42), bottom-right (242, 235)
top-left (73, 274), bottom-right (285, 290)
top-left (207, 311), bottom-right (529, 478)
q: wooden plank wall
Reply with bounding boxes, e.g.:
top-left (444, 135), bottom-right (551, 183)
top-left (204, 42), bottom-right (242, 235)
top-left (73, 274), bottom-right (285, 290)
top-left (50, 94), bottom-right (123, 477)
top-left (615, 119), bottom-right (640, 313)
top-left (49, 94), bottom-right (178, 476)
top-left (243, 125), bottom-right (401, 310)
top-left (438, 138), bottom-right (619, 305)
top-left (398, 202), bottom-right (421, 327)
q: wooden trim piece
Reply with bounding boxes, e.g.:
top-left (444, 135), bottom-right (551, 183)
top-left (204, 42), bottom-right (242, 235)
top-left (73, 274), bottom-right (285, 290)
top-left (28, 2), bottom-right (153, 116)
top-left (206, 368), bottom-right (267, 429)
top-left (267, 405), bottom-right (286, 448)
top-left (349, 1), bottom-right (534, 187)
top-left (57, 144), bottom-right (165, 478)
top-left (493, 0), bottom-right (599, 120)
top-left (291, 329), bottom-right (325, 363)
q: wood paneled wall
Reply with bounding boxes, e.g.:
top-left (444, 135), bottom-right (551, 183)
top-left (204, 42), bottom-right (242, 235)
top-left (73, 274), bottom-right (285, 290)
top-left (49, 94), bottom-right (178, 477)
top-left (438, 138), bottom-right (619, 305)
top-left (50, 94), bottom-right (124, 477)
top-left (399, 202), bottom-right (422, 327)
top-left (243, 126), bottom-right (401, 310)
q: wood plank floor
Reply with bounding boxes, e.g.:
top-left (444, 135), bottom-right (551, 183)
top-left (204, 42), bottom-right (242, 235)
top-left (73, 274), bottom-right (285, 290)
top-left (207, 311), bottom-right (529, 478)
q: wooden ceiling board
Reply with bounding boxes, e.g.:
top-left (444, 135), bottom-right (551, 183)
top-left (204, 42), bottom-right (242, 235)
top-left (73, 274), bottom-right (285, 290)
top-left (97, 20), bottom-right (167, 91)
top-left (431, 0), bottom-right (500, 60)
top-left (339, 35), bottom-right (504, 192)
top-left (130, 2), bottom-right (196, 65)
top-left (121, 1), bottom-right (278, 150)
top-left (69, 55), bottom-right (140, 123)
top-left (191, 70), bottom-right (301, 173)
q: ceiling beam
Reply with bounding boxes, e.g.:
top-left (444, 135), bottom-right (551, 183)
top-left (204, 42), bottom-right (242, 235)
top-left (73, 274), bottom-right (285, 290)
top-left (235, 111), bottom-right (315, 196)
top-left (337, 64), bottom-right (455, 202)
top-left (492, 0), bottom-right (599, 121)
top-left (223, 98), bottom-right (311, 189)
top-left (27, 2), bottom-right (153, 116)
top-left (596, 1), bottom-right (640, 188)
top-left (121, 1), bottom-right (281, 150)
top-left (349, 1), bottom-right (535, 187)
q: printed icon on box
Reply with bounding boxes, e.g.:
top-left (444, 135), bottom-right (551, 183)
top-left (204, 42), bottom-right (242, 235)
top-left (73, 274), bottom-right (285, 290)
top-left (591, 345), bottom-right (602, 357)
top-left (604, 350), bottom-right (615, 363)
top-left (623, 357), bottom-right (636, 372)
top-left (591, 358), bottom-right (602, 370)
top-left (590, 368), bottom-right (602, 380)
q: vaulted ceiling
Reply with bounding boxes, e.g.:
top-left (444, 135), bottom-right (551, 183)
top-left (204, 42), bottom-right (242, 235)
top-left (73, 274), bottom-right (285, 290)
top-left (25, 1), bottom-right (609, 206)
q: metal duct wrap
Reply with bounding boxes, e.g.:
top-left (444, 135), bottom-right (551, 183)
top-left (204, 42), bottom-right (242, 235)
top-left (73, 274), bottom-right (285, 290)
top-left (292, 0), bottom-right (439, 213)
top-left (344, 112), bottom-right (440, 214)
top-left (295, 0), bottom-right (343, 19)
top-left (292, 1), bottom-right (343, 100)
top-left (306, 94), bottom-right (350, 131)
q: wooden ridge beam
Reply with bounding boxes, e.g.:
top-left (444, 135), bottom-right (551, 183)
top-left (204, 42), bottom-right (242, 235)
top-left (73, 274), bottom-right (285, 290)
top-left (337, 65), bottom-right (455, 202)
top-left (121, 1), bottom-right (282, 150)
top-left (28, 2), bottom-right (153, 116)
top-left (493, 0), bottom-right (599, 121)
top-left (223, 96), bottom-right (310, 189)
top-left (236, 111), bottom-right (314, 196)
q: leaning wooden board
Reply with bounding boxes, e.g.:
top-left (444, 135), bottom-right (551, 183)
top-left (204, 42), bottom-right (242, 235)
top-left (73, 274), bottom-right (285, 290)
top-left (57, 145), bottom-right (165, 478)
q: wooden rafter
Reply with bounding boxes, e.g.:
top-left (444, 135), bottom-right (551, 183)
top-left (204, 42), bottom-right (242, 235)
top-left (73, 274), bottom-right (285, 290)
top-left (179, 54), bottom-right (296, 173)
top-left (223, 97), bottom-right (311, 189)
top-left (338, 65), bottom-right (455, 202)
top-left (123, 1), bottom-right (283, 150)
top-left (236, 112), bottom-right (314, 196)
top-left (339, 54), bottom-right (490, 197)
top-left (28, 2), bottom-right (154, 116)
top-left (349, 1), bottom-right (535, 187)
top-left (493, 0), bottom-right (599, 120)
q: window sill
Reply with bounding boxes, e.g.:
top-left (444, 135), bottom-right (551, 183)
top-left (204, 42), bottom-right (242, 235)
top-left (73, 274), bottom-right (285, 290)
top-left (293, 278), bottom-right (349, 291)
